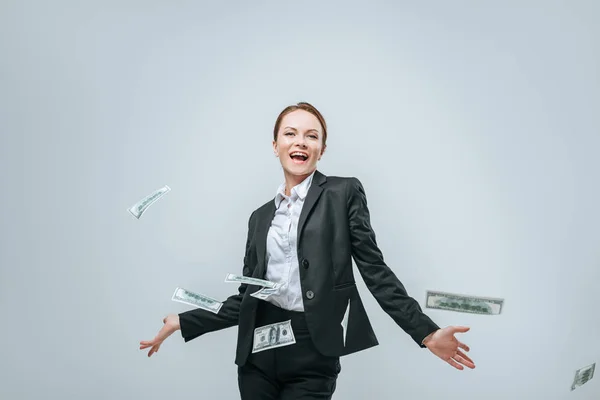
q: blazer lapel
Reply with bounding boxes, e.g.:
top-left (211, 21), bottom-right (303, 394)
top-left (254, 170), bottom-right (327, 278)
top-left (254, 202), bottom-right (275, 279)
top-left (297, 170), bottom-right (326, 244)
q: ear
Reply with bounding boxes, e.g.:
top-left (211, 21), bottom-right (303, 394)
top-left (272, 140), bottom-right (278, 156)
top-left (318, 145), bottom-right (326, 160)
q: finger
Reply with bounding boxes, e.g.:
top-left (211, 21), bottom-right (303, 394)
top-left (458, 341), bottom-right (470, 352)
top-left (148, 344), bottom-right (160, 357)
top-left (140, 340), bottom-right (156, 348)
top-left (456, 349), bottom-right (474, 365)
top-left (451, 326), bottom-right (470, 334)
top-left (446, 357), bottom-right (464, 370)
top-left (454, 353), bottom-right (476, 369)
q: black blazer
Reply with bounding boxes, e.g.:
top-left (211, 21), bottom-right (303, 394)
top-left (179, 170), bottom-right (440, 366)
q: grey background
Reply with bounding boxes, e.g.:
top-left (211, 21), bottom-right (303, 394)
top-left (1, 1), bottom-right (599, 399)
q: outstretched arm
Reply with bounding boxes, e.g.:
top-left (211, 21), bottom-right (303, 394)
top-left (347, 178), bottom-right (475, 370)
top-left (139, 211), bottom-right (257, 357)
top-left (346, 177), bottom-right (439, 347)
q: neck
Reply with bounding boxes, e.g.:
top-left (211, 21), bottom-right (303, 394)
top-left (283, 170), bottom-right (314, 196)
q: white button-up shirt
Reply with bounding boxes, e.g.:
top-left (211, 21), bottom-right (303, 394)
top-left (264, 171), bottom-right (315, 312)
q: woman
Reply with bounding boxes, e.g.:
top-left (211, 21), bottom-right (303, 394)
top-left (140, 102), bottom-right (475, 399)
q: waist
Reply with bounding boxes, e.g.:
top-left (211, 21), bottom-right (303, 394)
top-left (255, 300), bottom-right (308, 332)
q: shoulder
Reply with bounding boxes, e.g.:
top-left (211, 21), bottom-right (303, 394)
top-left (322, 174), bottom-right (365, 196)
top-left (317, 173), bottom-right (370, 209)
top-left (323, 174), bottom-right (352, 186)
top-left (250, 199), bottom-right (273, 220)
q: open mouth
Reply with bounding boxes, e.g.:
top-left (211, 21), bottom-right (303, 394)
top-left (290, 152), bottom-right (309, 164)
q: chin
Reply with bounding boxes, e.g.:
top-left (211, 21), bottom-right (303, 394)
top-left (285, 164), bottom-right (315, 175)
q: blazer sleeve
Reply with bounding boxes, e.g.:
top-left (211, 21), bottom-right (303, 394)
top-left (346, 177), bottom-right (440, 348)
top-left (178, 210), bottom-right (256, 342)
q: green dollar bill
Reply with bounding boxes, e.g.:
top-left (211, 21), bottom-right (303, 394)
top-left (252, 320), bottom-right (296, 353)
top-left (250, 287), bottom-right (280, 300)
top-left (171, 287), bottom-right (222, 314)
top-left (225, 273), bottom-right (279, 289)
top-left (425, 290), bottom-right (504, 315)
top-left (128, 185), bottom-right (171, 219)
top-left (571, 363), bottom-right (595, 391)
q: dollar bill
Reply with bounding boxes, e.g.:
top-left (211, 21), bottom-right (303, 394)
top-left (171, 287), bottom-right (222, 314)
top-left (252, 320), bottom-right (296, 353)
top-left (571, 363), bottom-right (595, 391)
top-left (128, 185), bottom-right (171, 219)
top-left (225, 273), bottom-right (279, 289)
top-left (425, 290), bottom-right (503, 315)
top-left (250, 286), bottom-right (279, 300)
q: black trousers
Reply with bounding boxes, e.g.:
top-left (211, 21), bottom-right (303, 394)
top-left (238, 301), bottom-right (341, 400)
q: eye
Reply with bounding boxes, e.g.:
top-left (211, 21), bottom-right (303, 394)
top-left (309, 135), bottom-right (318, 139)
top-left (285, 132), bottom-right (294, 136)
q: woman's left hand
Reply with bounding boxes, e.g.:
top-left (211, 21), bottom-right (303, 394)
top-left (422, 326), bottom-right (476, 370)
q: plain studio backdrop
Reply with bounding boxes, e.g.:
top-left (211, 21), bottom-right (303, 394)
top-left (1, 1), bottom-right (599, 399)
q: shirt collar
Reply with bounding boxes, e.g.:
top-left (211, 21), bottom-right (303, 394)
top-left (274, 170), bottom-right (316, 208)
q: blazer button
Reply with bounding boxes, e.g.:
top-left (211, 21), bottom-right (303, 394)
top-left (306, 290), bottom-right (314, 299)
top-left (302, 259), bottom-right (309, 269)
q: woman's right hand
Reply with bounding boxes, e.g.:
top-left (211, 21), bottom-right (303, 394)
top-left (139, 314), bottom-right (181, 357)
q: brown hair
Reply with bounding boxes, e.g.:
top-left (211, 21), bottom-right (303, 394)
top-left (273, 102), bottom-right (327, 147)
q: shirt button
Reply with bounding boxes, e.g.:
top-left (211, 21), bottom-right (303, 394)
top-left (302, 259), bottom-right (309, 269)
top-left (306, 290), bottom-right (314, 299)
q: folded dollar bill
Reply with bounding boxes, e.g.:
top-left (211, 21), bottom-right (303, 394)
top-left (225, 273), bottom-right (279, 289)
top-left (571, 363), bottom-right (595, 391)
top-left (171, 287), bottom-right (222, 314)
top-left (425, 290), bottom-right (503, 315)
top-left (128, 185), bottom-right (171, 219)
top-left (250, 286), bottom-right (279, 300)
top-left (252, 320), bottom-right (296, 353)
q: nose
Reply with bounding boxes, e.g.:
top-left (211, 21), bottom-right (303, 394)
top-left (295, 136), bottom-right (307, 148)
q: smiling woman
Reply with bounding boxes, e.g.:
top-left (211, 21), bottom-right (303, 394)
top-left (140, 101), bottom-right (475, 400)
top-left (272, 103), bottom-right (328, 196)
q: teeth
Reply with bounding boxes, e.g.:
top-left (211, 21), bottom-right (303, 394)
top-left (291, 152), bottom-right (307, 158)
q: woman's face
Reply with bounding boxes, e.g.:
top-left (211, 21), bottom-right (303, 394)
top-left (273, 109), bottom-right (325, 179)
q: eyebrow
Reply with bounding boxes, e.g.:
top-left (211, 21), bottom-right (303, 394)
top-left (283, 126), bottom-right (320, 134)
